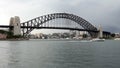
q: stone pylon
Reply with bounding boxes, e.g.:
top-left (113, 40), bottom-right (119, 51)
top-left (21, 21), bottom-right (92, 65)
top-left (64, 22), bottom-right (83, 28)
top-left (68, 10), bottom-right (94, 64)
top-left (9, 16), bottom-right (21, 35)
top-left (98, 25), bottom-right (103, 38)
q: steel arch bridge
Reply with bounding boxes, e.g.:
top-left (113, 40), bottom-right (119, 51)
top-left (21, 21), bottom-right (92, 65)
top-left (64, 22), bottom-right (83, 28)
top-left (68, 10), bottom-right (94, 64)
top-left (20, 13), bottom-right (98, 37)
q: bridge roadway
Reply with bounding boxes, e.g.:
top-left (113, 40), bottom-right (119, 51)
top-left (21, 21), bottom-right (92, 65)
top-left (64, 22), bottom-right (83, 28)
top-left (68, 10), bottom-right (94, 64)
top-left (0, 25), bottom-right (110, 34)
top-left (0, 25), bottom-right (98, 32)
top-left (0, 25), bottom-right (13, 28)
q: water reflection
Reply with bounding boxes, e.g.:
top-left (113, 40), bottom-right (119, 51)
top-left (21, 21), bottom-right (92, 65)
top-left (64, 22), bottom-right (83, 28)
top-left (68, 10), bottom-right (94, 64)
top-left (0, 40), bottom-right (120, 68)
top-left (0, 41), bottom-right (10, 68)
top-left (8, 41), bottom-right (23, 68)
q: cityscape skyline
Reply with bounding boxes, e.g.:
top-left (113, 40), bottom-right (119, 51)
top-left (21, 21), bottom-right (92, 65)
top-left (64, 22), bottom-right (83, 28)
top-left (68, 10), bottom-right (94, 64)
top-left (0, 0), bottom-right (120, 33)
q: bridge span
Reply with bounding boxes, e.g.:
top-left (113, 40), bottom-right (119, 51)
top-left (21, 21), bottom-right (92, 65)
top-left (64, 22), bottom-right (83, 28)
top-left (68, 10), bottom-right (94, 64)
top-left (0, 13), bottom-right (111, 38)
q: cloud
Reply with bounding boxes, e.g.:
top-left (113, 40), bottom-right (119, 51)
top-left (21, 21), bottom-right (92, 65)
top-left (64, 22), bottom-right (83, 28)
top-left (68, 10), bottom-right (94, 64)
top-left (0, 0), bottom-right (120, 33)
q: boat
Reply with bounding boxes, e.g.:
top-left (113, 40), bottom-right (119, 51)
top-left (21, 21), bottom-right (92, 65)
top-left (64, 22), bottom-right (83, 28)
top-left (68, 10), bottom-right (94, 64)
top-left (114, 38), bottom-right (120, 40)
top-left (90, 38), bottom-right (105, 42)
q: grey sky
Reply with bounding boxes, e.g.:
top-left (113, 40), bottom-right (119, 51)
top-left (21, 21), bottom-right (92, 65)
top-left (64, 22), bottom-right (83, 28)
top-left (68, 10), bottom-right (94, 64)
top-left (0, 0), bottom-right (120, 33)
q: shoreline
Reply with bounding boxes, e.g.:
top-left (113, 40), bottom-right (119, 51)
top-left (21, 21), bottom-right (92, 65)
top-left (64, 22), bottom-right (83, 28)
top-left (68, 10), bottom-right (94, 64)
top-left (0, 38), bottom-right (29, 41)
top-left (0, 38), bottom-right (116, 41)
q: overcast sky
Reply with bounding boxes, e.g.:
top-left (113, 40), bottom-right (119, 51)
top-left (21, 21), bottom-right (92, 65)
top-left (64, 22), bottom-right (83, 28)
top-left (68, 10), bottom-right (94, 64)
top-left (0, 0), bottom-right (120, 33)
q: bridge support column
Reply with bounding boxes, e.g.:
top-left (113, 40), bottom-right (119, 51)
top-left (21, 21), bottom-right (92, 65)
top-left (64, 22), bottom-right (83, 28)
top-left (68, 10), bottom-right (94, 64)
top-left (9, 16), bottom-right (21, 35)
top-left (93, 25), bottom-right (104, 38)
top-left (98, 25), bottom-right (103, 38)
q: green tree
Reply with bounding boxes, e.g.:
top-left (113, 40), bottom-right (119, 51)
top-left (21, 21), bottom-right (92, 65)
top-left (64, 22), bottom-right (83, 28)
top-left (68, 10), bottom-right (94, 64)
top-left (82, 34), bottom-right (88, 38)
top-left (111, 33), bottom-right (115, 38)
top-left (7, 32), bottom-right (13, 38)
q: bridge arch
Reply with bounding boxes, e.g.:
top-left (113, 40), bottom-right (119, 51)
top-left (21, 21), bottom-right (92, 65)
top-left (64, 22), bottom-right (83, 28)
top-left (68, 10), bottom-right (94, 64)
top-left (21, 13), bottom-right (97, 37)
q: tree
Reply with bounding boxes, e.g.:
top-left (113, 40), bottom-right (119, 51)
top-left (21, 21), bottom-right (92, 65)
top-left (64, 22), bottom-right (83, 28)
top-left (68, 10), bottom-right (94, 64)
top-left (111, 33), bottom-right (115, 38)
top-left (7, 32), bottom-right (13, 38)
top-left (82, 34), bottom-right (88, 38)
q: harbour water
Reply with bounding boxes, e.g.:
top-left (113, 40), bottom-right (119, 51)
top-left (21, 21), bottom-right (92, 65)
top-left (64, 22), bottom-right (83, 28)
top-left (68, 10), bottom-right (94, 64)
top-left (0, 40), bottom-right (120, 68)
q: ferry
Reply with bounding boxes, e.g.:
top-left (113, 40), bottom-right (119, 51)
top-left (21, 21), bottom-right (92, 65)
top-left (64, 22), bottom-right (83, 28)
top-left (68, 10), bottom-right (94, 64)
top-left (90, 38), bottom-right (105, 42)
top-left (114, 38), bottom-right (120, 40)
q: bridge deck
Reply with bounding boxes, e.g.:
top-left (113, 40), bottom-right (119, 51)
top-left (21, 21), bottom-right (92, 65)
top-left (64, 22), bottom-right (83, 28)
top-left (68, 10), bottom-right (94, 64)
top-left (0, 25), bottom-right (110, 34)
top-left (21, 26), bottom-right (98, 32)
top-left (0, 25), bottom-right (13, 28)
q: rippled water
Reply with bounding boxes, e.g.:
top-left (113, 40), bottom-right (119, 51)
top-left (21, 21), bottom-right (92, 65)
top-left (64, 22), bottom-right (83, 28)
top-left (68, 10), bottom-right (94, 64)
top-left (0, 40), bottom-right (120, 68)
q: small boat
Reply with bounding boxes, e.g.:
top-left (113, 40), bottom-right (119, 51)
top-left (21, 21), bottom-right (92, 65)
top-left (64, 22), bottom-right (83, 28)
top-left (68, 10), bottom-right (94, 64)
top-left (90, 38), bottom-right (105, 42)
top-left (114, 38), bottom-right (120, 40)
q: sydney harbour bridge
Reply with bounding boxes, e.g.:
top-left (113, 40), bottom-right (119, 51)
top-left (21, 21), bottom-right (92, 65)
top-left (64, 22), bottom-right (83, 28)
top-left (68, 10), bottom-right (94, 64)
top-left (0, 13), bottom-right (111, 38)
